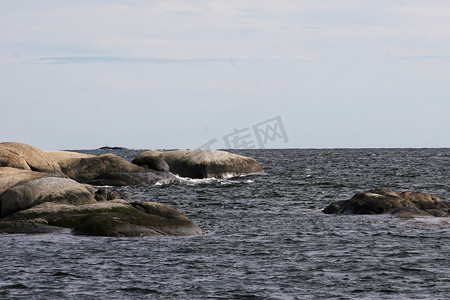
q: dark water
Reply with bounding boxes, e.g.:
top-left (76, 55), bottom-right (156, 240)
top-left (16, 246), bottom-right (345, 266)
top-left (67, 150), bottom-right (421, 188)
top-left (1, 149), bottom-right (449, 299)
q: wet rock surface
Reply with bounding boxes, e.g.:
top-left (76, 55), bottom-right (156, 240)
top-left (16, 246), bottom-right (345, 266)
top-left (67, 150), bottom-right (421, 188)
top-left (323, 189), bottom-right (450, 217)
top-left (1, 200), bottom-right (201, 237)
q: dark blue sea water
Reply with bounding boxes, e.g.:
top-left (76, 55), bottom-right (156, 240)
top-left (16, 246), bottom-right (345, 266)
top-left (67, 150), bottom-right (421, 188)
top-left (1, 149), bottom-right (449, 299)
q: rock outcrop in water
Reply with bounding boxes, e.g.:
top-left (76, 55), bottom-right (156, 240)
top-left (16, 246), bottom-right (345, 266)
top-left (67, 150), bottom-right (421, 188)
top-left (46, 150), bottom-right (179, 186)
top-left (0, 200), bottom-right (201, 237)
top-left (0, 142), bottom-right (202, 237)
top-left (131, 155), bottom-right (170, 172)
top-left (323, 189), bottom-right (450, 217)
top-left (132, 149), bottom-right (263, 179)
top-left (1, 177), bottom-right (96, 218)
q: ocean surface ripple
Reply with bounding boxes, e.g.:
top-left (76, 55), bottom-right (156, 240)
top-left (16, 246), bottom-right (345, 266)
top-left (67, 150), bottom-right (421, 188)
top-left (1, 149), bottom-right (449, 299)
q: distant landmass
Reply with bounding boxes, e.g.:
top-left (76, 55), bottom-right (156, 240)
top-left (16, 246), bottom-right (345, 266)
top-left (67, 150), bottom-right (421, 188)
top-left (98, 146), bottom-right (127, 150)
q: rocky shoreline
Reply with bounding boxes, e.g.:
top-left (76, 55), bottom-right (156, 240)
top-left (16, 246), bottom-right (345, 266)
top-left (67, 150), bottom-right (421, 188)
top-left (0, 142), bottom-right (263, 237)
top-left (1, 142), bottom-right (448, 237)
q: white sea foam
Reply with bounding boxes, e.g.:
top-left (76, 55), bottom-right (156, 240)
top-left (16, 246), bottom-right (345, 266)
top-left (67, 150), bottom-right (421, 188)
top-left (409, 217), bottom-right (450, 226)
top-left (170, 173), bottom-right (256, 186)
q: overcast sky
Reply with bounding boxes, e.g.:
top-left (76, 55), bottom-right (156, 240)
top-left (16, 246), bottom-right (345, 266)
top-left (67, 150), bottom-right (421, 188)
top-left (1, 0), bottom-right (449, 150)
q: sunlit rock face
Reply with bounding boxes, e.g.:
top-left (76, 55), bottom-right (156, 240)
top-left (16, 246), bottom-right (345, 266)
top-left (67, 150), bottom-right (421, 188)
top-left (133, 149), bottom-right (263, 179)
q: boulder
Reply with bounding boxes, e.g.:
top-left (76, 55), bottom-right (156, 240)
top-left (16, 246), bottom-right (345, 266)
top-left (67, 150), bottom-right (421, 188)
top-left (47, 151), bottom-right (176, 186)
top-left (0, 177), bottom-right (96, 218)
top-left (0, 142), bottom-right (62, 173)
top-left (94, 188), bottom-right (129, 201)
top-left (323, 189), bottom-right (450, 217)
top-left (46, 150), bottom-right (94, 169)
top-left (52, 153), bottom-right (146, 182)
top-left (0, 200), bottom-right (202, 237)
top-left (131, 155), bottom-right (170, 172)
top-left (0, 143), bottom-right (202, 237)
top-left (0, 167), bottom-right (64, 195)
top-left (133, 149), bottom-right (263, 179)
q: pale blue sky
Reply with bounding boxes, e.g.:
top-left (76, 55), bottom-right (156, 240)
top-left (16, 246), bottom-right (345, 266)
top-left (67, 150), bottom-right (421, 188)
top-left (1, 0), bottom-right (449, 150)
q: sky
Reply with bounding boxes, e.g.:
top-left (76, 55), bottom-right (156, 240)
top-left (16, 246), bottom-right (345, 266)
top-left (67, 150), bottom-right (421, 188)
top-left (1, 0), bottom-right (449, 150)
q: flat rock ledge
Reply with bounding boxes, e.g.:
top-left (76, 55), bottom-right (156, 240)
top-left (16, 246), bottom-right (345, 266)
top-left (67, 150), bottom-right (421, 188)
top-left (323, 189), bottom-right (450, 217)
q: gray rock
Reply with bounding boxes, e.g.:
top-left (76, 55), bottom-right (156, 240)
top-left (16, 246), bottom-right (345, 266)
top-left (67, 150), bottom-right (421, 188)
top-left (323, 189), bottom-right (450, 217)
top-left (94, 188), bottom-right (129, 201)
top-left (1, 200), bottom-right (202, 237)
top-left (132, 155), bottom-right (170, 172)
top-left (53, 153), bottom-right (146, 182)
top-left (133, 149), bottom-right (263, 179)
top-left (0, 167), bottom-right (64, 195)
top-left (1, 177), bottom-right (96, 218)
top-left (48, 150), bottom-right (177, 186)
top-left (0, 143), bottom-right (202, 237)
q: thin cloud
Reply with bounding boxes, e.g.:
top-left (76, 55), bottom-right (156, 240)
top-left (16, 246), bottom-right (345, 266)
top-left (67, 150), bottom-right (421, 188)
top-left (39, 57), bottom-right (241, 64)
top-left (38, 56), bottom-right (346, 65)
top-left (39, 55), bottom-right (450, 65)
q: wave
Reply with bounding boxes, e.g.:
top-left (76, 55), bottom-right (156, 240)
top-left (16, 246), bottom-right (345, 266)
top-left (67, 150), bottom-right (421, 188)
top-left (170, 173), bottom-right (256, 186)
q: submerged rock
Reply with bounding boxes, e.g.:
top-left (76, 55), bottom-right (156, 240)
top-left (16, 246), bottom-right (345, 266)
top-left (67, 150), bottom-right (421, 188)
top-left (133, 149), bottom-right (263, 179)
top-left (323, 189), bottom-right (450, 217)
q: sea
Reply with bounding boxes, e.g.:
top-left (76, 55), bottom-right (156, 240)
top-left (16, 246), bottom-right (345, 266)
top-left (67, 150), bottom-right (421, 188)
top-left (1, 148), bottom-right (449, 299)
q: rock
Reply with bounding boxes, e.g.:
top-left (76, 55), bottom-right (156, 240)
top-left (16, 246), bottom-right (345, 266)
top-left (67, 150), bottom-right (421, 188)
top-left (47, 151), bottom-right (166, 186)
top-left (1, 200), bottom-right (202, 237)
top-left (401, 191), bottom-right (441, 209)
top-left (51, 153), bottom-right (146, 182)
top-left (0, 142), bottom-right (62, 173)
top-left (0, 219), bottom-right (69, 234)
top-left (323, 189), bottom-right (450, 217)
top-left (133, 149), bottom-right (263, 179)
top-left (0, 177), bottom-right (96, 218)
top-left (131, 155), bottom-right (170, 172)
top-left (386, 207), bottom-right (434, 217)
top-left (46, 150), bottom-right (94, 170)
top-left (0, 143), bottom-right (201, 237)
top-left (94, 188), bottom-right (129, 201)
top-left (0, 167), bottom-right (64, 195)
top-left (131, 201), bottom-right (191, 222)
